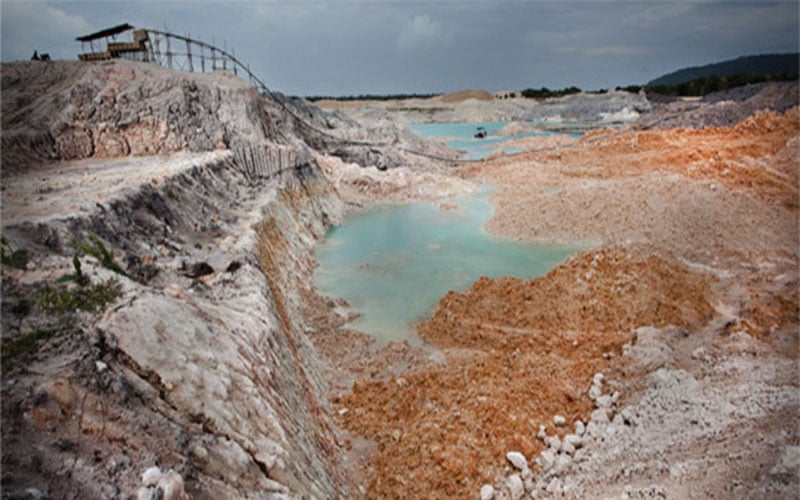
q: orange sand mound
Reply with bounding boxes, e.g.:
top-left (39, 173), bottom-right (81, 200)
top-left (440, 89), bottom-right (494, 103)
top-left (335, 248), bottom-right (714, 499)
top-left (486, 108), bottom-right (800, 208)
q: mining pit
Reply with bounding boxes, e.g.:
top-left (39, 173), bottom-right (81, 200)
top-left (1, 61), bottom-right (797, 499)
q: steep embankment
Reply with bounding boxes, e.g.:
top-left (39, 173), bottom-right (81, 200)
top-left (0, 60), bottom-right (357, 498)
top-left (1, 61), bottom-right (268, 172)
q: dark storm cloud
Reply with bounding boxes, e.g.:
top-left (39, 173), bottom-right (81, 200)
top-left (2, 1), bottom-right (797, 95)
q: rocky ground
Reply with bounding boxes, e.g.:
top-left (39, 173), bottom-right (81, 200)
top-left (1, 59), bottom-right (797, 500)
top-left (317, 88), bottom-right (651, 131)
top-left (0, 60), bottom-right (444, 499)
top-left (326, 87), bottom-right (799, 498)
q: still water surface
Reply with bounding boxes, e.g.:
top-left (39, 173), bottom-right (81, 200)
top-left (313, 189), bottom-right (578, 344)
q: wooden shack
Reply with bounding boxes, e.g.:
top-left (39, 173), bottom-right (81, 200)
top-left (76, 23), bottom-right (149, 62)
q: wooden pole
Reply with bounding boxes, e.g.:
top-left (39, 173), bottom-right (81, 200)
top-left (186, 38), bottom-right (193, 72)
top-left (166, 35), bottom-right (172, 69)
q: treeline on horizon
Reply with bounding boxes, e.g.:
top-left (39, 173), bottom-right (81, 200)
top-left (304, 93), bottom-right (442, 102)
top-left (622, 71), bottom-right (798, 97)
top-left (522, 72), bottom-right (798, 99)
top-left (301, 71), bottom-right (797, 102)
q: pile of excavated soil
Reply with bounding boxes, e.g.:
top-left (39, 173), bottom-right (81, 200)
top-left (440, 89), bottom-right (494, 103)
top-left (334, 248), bottom-right (714, 499)
top-left (497, 108), bottom-right (799, 207)
top-left (467, 108), bottom-right (799, 271)
top-left (419, 249), bottom-right (714, 350)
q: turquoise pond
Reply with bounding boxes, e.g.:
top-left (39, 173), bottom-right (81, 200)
top-left (312, 189), bottom-right (579, 344)
top-left (408, 120), bottom-right (580, 160)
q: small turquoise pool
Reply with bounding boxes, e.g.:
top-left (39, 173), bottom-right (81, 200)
top-left (409, 121), bottom-right (581, 160)
top-left (407, 121), bottom-right (536, 160)
top-left (313, 189), bottom-right (578, 344)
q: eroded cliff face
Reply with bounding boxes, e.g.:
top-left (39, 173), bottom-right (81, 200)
top-left (0, 60), bottom-right (456, 175)
top-left (1, 61), bottom-right (281, 171)
top-left (2, 153), bottom-right (350, 499)
top-left (1, 60), bottom-right (352, 498)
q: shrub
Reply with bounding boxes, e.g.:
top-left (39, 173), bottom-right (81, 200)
top-left (72, 233), bottom-right (126, 276)
top-left (37, 279), bottom-right (122, 315)
top-left (1, 237), bottom-right (28, 270)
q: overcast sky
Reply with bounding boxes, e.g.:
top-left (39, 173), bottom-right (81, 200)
top-left (2, 1), bottom-right (797, 96)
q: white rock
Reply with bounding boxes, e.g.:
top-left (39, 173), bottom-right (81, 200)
top-left (506, 451), bottom-right (529, 471)
top-left (545, 477), bottom-right (561, 493)
top-left (24, 489), bottom-right (45, 500)
top-left (588, 385), bottom-right (602, 401)
top-left (523, 475), bottom-right (535, 493)
top-left (507, 474), bottom-right (524, 500)
top-left (158, 470), bottom-right (187, 500)
top-left (137, 487), bottom-right (154, 500)
top-left (142, 466), bottom-right (162, 487)
top-left (553, 454), bottom-right (572, 475)
top-left (480, 484), bottom-right (495, 500)
top-left (592, 373), bottom-right (604, 386)
top-left (545, 435), bottom-right (561, 450)
top-left (553, 415), bottom-right (566, 426)
top-left (537, 449), bottom-right (556, 471)
top-left (585, 421), bottom-right (601, 436)
top-left (560, 440), bottom-right (576, 456)
top-left (537, 424), bottom-right (547, 440)
top-left (591, 408), bottom-right (610, 424)
top-left (770, 445), bottom-right (800, 475)
top-left (620, 407), bottom-right (637, 426)
top-left (562, 477), bottom-right (576, 494)
top-left (596, 395), bottom-right (613, 409)
top-left (573, 420), bottom-right (585, 436)
top-left (95, 361), bottom-right (108, 373)
top-left (564, 434), bottom-right (583, 449)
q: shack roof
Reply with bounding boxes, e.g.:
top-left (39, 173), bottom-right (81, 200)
top-left (75, 23), bottom-right (134, 42)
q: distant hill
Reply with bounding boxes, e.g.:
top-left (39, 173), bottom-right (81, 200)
top-left (648, 54), bottom-right (798, 86)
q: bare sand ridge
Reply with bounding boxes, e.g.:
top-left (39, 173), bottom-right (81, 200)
top-left (439, 89), bottom-right (494, 103)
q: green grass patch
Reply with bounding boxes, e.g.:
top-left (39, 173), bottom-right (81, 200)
top-left (37, 279), bottom-right (123, 315)
top-left (1, 237), bottom-right (29, 270)
top-left (1, 328), bottom-right (57, 363)
top-left (72, 233), bottom-right (126, 276)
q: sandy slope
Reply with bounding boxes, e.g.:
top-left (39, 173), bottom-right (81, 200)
top-left (332, 105), bottom-right (799, 498)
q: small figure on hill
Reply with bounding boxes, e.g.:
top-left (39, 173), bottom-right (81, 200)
top-left (31, 50), bottom-right (40, 61)
top-left (40, 53), bottom-right (51, 61)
